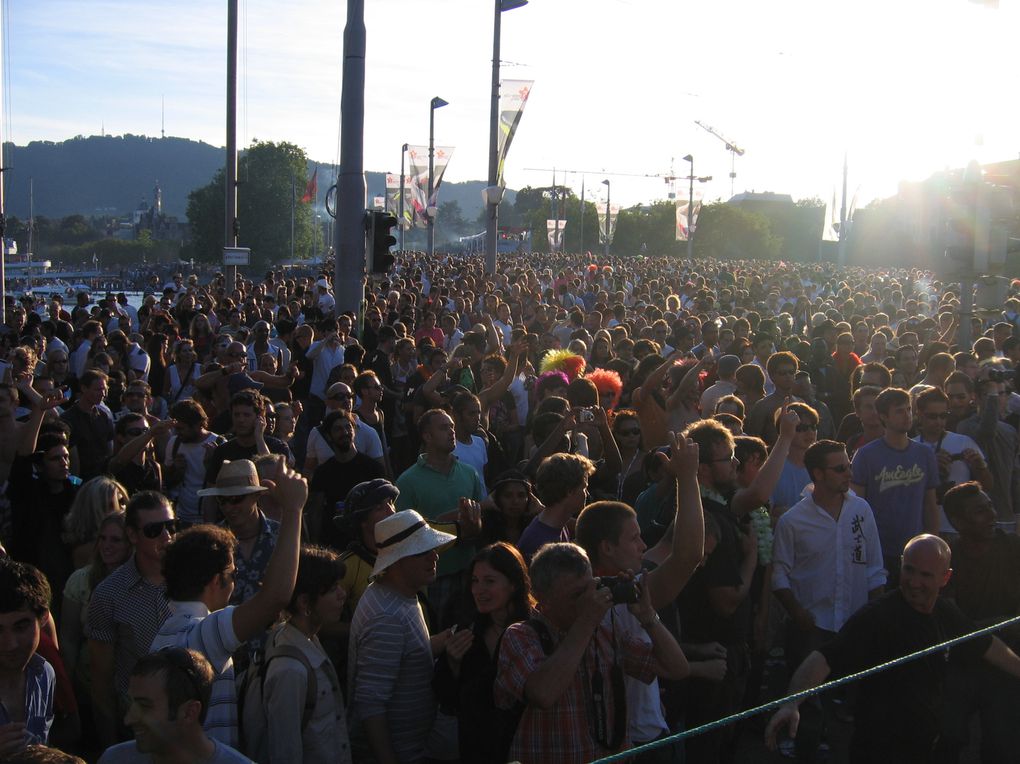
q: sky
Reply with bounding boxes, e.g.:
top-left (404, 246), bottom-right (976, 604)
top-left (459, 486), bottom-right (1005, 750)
top-left (6, 0), bottom-right (1020, 213)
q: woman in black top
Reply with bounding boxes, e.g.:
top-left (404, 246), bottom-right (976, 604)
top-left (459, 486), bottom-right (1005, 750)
top-left (435, 542), bottom-right (535, 763)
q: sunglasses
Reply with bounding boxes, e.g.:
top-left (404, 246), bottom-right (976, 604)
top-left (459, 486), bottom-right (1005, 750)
top-left (125, 428), bottom-right (148, 437)
top-left (217, 494), bottom-right (249, 505)
top-left (141, 519), bottom-right (178, 539)
top-left (329, 393), bottom-right (353, 402)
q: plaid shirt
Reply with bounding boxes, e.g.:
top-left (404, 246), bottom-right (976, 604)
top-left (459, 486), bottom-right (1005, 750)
top-left (494, 613), bottom-right (656, 764)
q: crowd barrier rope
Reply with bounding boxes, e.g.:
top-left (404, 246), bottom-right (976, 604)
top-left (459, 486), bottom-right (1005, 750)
top-left (588, 613), bottom-right (1020, 764)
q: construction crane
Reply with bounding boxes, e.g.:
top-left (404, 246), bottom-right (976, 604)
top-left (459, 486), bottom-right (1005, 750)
top-left (694, 120), bottom-right (745, 197)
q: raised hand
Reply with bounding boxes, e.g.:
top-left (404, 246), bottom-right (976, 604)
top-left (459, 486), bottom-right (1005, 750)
top-left (664, 431), bottom-right (700, 479)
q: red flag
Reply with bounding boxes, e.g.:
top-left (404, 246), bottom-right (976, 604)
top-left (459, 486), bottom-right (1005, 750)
top-left (300, 169), bottom-right (318, 203)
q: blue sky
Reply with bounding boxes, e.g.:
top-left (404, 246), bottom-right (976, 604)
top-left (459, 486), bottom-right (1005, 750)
top-left (6, 0), bottom-right (1019, 209)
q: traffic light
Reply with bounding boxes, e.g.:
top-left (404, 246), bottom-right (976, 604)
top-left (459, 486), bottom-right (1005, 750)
top-left (369, 210), bottom-right (398, 273)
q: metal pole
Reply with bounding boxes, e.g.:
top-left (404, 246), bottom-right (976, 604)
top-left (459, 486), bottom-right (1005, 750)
top-left (335, 0), bottom-right (367, 316)
top-left (290, 173), bottom-right (295, 261)
top-left (485, 0), bottom-right (502, 274)
top-left (687, 160), bottom-right (694, 260)
top-left (604, 181), bottom-right (611, 259)
top-left (0, 5), bottom-right (5, 324)
top-left (579, 177), bottom-right (585, 254)
top-left (399, 143), bottom-right (407, 251)
top-left (226, 0), bottom-right (239, 285)
top-left (838, 152), bottom-right (848, 266)
top-left (428, 103), bottom-right (436, 257)
top-left (959, 278), bottom-right (974, 351)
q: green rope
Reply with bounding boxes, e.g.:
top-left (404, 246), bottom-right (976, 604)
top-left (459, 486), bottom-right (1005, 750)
top-left (589, 613), bottom-right (1020, 764)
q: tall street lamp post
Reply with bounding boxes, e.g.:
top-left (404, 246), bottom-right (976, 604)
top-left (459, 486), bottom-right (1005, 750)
top-left (684, 154), bottom-right (694, 259)
top-left (428, 96), bottom-right (448, 257)
top-left (485, 0), bottom-right (528, 274)
top-left (399, 142), bottom-right (408, 251)
top-left (602, 178), bottom-right (611, 259)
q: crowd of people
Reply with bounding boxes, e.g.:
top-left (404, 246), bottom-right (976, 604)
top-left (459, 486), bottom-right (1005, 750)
top-left (0, 252), bottom-right (1020, 763)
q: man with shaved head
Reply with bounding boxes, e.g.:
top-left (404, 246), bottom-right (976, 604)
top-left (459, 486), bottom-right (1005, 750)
top-left (766, 534), bottom-right (1020, 763)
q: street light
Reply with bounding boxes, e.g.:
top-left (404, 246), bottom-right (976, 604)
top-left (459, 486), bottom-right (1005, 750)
top-left (428, 96), bottom-right (448, 257)
top-left (399, 143), bottom-right (408, 252)
top-left (683, 155), bottom-right (695, 259)
top-left (485, 0), bottom-right (529, 274)
top-left (602, 179), bottom-right (611, 259)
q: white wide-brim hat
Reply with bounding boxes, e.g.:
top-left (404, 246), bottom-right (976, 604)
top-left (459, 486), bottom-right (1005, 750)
top-left (371, 510), bottom-right (456, 579)
top-left (197, 459), bottom-right (269, 497)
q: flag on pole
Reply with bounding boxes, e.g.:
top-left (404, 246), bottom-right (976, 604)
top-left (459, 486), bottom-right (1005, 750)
top-left (406, 146), bottom-right (456, 229)
top-left (675, 194), bottom-right (703, 241)
top-left (497, 80), bottom-right (534, 188)
top-left (385, 174), bottom-right (414, 230)
top-left (547, 220), bottom-right (566, 252)
top-left (596, 202), bottom-right (621, 244)
top-left (822, 190), bottom-right (839, 242)
top-left (300, 169), bottom-right (318, 203)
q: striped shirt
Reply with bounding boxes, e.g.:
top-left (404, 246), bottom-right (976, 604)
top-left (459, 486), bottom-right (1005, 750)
top-left (86, 555), bottom-right (172, 696)
top-left (348, 582), bottom-right (436, 762)
top-left (151, 601), bottom-right (241, 749)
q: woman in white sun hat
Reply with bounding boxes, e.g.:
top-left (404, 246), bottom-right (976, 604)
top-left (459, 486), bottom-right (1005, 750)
top-left (347, 510), bottom-right (456, 763)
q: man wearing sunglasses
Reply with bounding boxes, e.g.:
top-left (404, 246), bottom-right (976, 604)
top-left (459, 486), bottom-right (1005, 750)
top-left (772, 439), bottom-right (886, 760)
top-left (913, 387), bottom-right (991, 538)
top-left (87, 491), bottom-right (176, 749)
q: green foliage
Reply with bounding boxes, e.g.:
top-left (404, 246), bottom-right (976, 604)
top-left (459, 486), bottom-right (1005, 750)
top-left (186, 140), bottom-right (314, 269)
top-left (47, 237), bottom-right (180, 268)
top-left (693, 203), bottom-right (782, 260)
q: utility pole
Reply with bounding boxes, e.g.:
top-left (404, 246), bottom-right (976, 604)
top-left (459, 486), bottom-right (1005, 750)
top-left (334, 0), bottom-right (367, 317)
top-left (399, 143), bottom-right (407, 251)
top-left (225, 0), bottom-right (239, 285)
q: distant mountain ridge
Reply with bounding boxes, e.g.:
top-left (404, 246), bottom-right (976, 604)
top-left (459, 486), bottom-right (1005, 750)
top-left (2, 134), bottom-right (505, 227)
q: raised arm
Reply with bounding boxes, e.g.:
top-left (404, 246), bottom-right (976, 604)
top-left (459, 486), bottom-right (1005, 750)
top-left (230, 460), bottom-right (306, 642)
top-left (478, 342), bottom-right (524, 411)
top-left (731, 402), bottom-right (798, 516)
top-left (18, 392), bottom-right (65, 456)
top-left (645, 432), bottom-right (704, 610)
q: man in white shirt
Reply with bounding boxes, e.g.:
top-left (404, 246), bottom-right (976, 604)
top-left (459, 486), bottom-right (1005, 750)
top-left (772, 439), bottom-right (886, 758)
top-left (315, 279), bottom-right (335, 317)
top-left (699, 355), bottom-right (740, 416)
top-left (151, 459), bottom-right (307, 749)
top-left (912, 387), bottom-right (992, 535)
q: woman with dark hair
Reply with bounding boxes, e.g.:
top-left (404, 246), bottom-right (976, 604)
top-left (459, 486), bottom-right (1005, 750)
top-left (479, 471), bottom-right (540, 547)
top-left (246, 545), bottom-right (352, 764)
top-left (434, 542), bottom-right (535, 763)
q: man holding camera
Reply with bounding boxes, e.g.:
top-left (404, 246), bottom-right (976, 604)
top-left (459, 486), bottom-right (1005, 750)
top-left (912, 388), bottom-right (991, 536)
top-left (574, 431), bottom-right (703, 761)
top-left (494, 542), bottom-right (686, 764)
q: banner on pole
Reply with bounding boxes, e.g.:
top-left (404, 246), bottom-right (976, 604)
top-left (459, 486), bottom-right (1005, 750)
top-left (595, 202), bottom-right (621, 244)
top-left (385, 173), bottom-right (414, 230)
top-left (546, 219), bottom-right (566, 252)
top-left (822, 190), bottom-right (840, 242)
top-left (406, 145), bottom-right (455, 229)
top-left (675, 194), bottom-right (703, 241)
top-left (497, 80), bottom-right (534, 188)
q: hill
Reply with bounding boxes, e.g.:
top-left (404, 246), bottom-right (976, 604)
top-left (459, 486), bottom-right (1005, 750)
top-left (2, 134), bottom-right (508, 227)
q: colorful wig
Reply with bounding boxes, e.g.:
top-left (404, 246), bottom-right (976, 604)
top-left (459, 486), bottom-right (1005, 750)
top-left (535, 371), bottom-right (570, 399)
top-left (539, 349), bottom-right (587, 381)
top-left (586, 368), bottom-right (623, 411)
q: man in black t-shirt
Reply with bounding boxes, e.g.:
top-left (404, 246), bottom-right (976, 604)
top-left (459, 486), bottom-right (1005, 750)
top-left (61, 369), bottom-right (114, 480)
top-left (307, 410), bottom-right (384, 549)
top-left (766, 534), bottom-right (1020, 764)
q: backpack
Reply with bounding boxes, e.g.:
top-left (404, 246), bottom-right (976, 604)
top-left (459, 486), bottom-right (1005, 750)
top-left (493, 618), bottom-right (555, 763)
top-left (238, 631), bottom-right (318, 760)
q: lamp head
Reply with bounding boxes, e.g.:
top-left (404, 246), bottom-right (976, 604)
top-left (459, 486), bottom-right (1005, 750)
top-left (500, 0), bottom-right (528, 10)
top-left (431, 97), bottom-right (449, 110)
top-left (602, 179), bottom-right (610, 187)
top-left (683, 154), bottom-right (693, 163)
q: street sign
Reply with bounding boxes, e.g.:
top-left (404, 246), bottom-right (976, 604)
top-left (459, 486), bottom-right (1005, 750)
top-left (223, 247), bottom-right (251, 266)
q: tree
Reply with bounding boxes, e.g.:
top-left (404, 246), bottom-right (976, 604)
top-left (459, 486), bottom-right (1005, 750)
top-left (693, 203), bottom-right (782, 260)
top-left (436, 200), bottom-right (469, 243)
top-left (185, 140), bottom-right (314, 269)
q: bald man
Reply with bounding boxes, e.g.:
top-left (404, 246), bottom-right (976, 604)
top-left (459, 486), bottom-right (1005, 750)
top-left (766, 534), bottom-right (1020, 764)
